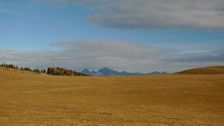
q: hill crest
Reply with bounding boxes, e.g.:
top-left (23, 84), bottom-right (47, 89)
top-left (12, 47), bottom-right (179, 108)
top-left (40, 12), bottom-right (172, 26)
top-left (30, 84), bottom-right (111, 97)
top-left (177, 66), bottom-right (224, 74)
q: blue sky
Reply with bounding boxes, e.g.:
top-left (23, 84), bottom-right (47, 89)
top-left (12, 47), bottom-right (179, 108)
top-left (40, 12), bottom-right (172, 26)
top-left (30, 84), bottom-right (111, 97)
top-left (0, 0), bottom-right (224, 72)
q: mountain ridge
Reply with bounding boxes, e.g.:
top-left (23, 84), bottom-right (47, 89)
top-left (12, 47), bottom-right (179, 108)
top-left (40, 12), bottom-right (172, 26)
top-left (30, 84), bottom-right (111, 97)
top-left (82, 67), bottom-right (167, 76)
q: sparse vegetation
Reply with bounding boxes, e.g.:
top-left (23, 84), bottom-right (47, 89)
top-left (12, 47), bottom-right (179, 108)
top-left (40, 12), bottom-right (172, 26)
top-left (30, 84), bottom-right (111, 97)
top-left (1, 63), bottom-right (44, 73)
top-left (0, 63), bottom-right (18, 69)
top-left (0, 63), bottom-right (87, 76)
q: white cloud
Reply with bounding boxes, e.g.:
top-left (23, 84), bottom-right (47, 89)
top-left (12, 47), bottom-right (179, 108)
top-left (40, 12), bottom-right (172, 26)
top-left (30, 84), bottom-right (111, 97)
top-left (49, 0), bottom-right (224, 29)
top-left (0, 41), bottom-right (223, 72)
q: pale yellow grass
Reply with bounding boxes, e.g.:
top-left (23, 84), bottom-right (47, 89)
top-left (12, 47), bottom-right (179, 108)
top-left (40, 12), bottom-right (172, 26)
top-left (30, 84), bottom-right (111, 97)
top-left (0, 67), bottom-right (224, 126)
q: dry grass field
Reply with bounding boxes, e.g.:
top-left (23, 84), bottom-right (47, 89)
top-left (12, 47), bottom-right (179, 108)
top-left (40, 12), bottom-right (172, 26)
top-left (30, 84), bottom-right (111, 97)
top-left (0, 67), bottom-right (224, 126)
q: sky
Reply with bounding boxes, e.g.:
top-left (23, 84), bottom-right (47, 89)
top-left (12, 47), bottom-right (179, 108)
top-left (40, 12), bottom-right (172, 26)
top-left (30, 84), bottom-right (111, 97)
top-left (0, 0), bottom-right (224, 72)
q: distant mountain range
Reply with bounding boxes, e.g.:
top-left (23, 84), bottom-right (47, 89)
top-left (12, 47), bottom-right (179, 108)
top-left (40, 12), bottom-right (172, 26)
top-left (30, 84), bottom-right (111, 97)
top-left (82, 68), bottom-right (167, 76)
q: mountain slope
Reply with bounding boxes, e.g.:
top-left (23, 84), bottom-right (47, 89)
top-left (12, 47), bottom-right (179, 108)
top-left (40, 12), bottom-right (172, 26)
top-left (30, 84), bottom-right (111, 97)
top-left (177, 66), bottom-right (224, 74)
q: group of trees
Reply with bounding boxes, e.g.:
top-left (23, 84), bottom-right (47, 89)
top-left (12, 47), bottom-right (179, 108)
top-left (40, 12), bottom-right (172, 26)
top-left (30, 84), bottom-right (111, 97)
top-left (47, 67), bottom-right (87, 76)
top-left (0, 63), bottom-right (87, 76)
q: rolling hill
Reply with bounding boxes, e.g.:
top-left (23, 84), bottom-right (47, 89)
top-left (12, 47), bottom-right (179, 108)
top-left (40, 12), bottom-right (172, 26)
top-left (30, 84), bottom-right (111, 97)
top-left (0, 66), bottom-right (224, 126)
top-left (177, 66), bottom-right (224, 74)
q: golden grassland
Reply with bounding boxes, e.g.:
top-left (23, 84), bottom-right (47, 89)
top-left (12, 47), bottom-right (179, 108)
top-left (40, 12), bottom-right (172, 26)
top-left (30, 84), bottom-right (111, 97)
top-left (0, 67), bottom-right (224, 126)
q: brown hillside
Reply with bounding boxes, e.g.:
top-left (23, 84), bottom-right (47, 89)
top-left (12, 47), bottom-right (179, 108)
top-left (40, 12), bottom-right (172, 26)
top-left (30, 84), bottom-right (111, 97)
top-left (177, 66), bottom-right (224, 74)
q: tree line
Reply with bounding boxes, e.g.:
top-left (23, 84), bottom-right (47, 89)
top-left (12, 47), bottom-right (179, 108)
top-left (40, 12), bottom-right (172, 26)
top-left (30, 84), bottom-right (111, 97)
top-left (0, 63), bottom-right (87, 76)
top-left (47, 67), bottom-right (87, 76)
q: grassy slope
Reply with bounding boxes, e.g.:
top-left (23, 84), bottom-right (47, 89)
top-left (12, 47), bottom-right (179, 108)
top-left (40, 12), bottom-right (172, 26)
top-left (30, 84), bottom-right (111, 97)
top-left (0, 67), bottom-right (224, 126)
top-left (177, 66), bottom-right (224, 74)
